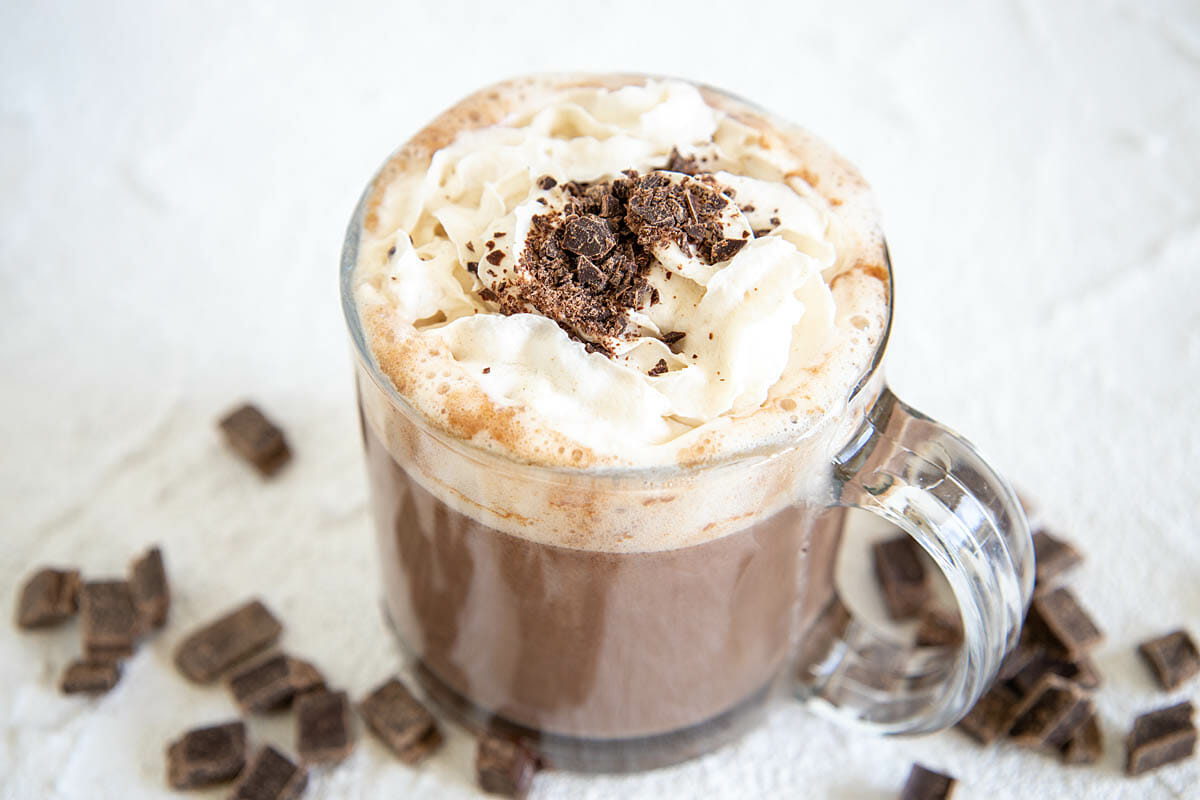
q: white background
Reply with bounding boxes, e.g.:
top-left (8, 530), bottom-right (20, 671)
top-left (2, 1), bottom-right (1198, 798)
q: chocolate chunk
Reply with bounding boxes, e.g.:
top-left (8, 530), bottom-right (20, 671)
top-left (296, 689), bottom-right (354, 764)
top-left (358, 678), bottom-right (443, 764)
top-left (660, 330), bottom-right (686, 347)
top-left (166, 721), bottom-right (247, 790)
top-left (997, 642), bottom-right (1041, 682)
top-left (899, 764), bottom-right (956, 800)
top-left (1061, 714), bottom-right (1102, 765)
top-left (175, 599), bottom-right (282, 683)
top-left (1025, 588), bottom-right (1103, 660)
top-left (647, 359), bottom-right (668, 377)
top-left (561, 214), bottom-right (616, 259)
top-left (15, 567), bottom-right (80, 629)
top-left (711, 238), bottom-right (748, 262)
top-left (61, 657), bottom-right (122, 695)
top-left (476, 736), bottom-right (539, 799)
top-left (129, 546), bottom-right (169, 629)
top-left (485, 250), bottom-right (505, 266)
top-left (1137, 629), bottom-right (1200, 690)
top-left (956, 683), bottom-right (1021, 744)
top-left (1010, 650), bottom-right (1102, 694)
top-left (872, 535), bottom-right (930, 620)
top-left (219, 404), bottom-right (291, 477)
top-left (535, 175), bottom-right (556, 190)
top-left (576, 256), bottom-right (605, 289)
top-left (229, 653), bottom-right (325, 714)
top-left (1032, 529), bottom-right (1082, 593)
top-left (628, 190), bottom-right (684, 226)
top-left (1007, 674), bottom-right (1092, 749)
top-left (81, 580), bottom-right (140, 659)
top-left (478, 287), bottom-right (500, 304)
top-left (663, 147), bottom-right (699, 176)
top-left (597, 193), bottom-right (621, 217)
top-left (1126, 702), bottom-right (1196, 776)
top-left (230, 746), bottom-right (307, 800)
top-left (915, 607), bottom-right (963, 647)
top-left (769, 216), bottom-right (781, 226)
top-left (466, 261), bottom-right (479, 273)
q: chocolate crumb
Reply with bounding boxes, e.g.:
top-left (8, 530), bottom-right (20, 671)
top-left (536, 175), bottom-right (557, 190)
top-left (466, 241), bottom-right (475, 252)
top-left (485, 250), bottom-right (505, 266)
top-left (494, 231), bottom-right (506, 238)
top-left (769, 216), bottom-right (781, 226)
top-left (16, 567), bottom-right (80, 629)
top-left (386, 245), bottom-right (396, 258)
top-left (647, 359), bottom-right (668, 377)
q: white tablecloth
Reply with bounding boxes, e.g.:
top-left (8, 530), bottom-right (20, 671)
top-left (3, 1), bottom-right (1198, 797)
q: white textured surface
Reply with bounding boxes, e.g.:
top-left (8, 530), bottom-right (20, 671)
top-left (2, 1), bottom-right (1198, 798)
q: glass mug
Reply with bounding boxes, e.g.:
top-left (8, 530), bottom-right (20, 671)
top-left (341, 75), bottom-right (1034, 772)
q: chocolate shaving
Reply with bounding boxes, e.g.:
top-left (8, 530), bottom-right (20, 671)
top-left (662, 147), bottom-right (700, 175)
top-left (647, 359), bottom-right (668, 377)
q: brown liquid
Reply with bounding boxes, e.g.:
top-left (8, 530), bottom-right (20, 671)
top-left (362, 403), bottom-right (843, 752)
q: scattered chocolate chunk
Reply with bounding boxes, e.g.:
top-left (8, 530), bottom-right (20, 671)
top-left (647, 359), bottom-right (668, 377)
top-left (1032, 529), bottom-right (1082, 592)
top-left (872, 535), bottom-right (930, 620)
top-left (660, 330), bottom-right (686, 346)
top-left (476, 736), bottom-right (539, 799)
top-left (628, 188), bottom-right (684, 226)
top-left (1137, 629), bottom-right (1200, 690)
top-left (15, 567), bottom-right (81, 629)
top-left (915, 607), bottom-right (963, 647)
top-left (175, 599), bottom-right (283, 683)
top-left (1025, 587), bottom-right (1103, 660)
top-left (61, 657), bottom-right (122, 695)
top-left (466, 261), bottom-right (479, 273)
top-left (899, 764), bottom-right (956, 800)
top-left (769, 216), bottom-right (781, 226)
top-left (230, 746), bottom-right (308, 800)
top-left (711, 237), bottom-right (748, 262)
top-left (479, 287), bottom-right (500, 304)
top-left (576, 256), bottom-right (605, 288)
top-left (219, 404), bottom-right (291, 477)
top-left (597, 193), bottom-right (621, 217)
top-left (481, 367), bottom-right (491, 374)
top-left (662, 147), bottom-right (699, 175)
top-left (1010, 650), bottom-right (1102, 694)
top-left (1126, 702), bottom-right (1196, 776)
top-left (359, 678), bottom-right (443, 764)
top-left (1061, 714), bottom-right (1103, 765)
top-left (129, 546), bottom-right (169, 629)
top-left (535, 175), bottom-right (556, 190)
top-left (166, 721), bottom-right (247, 790)
top-left (1007, 674), bottom-right (1092, 750)
top-left (561, 214), bottom-right (616, 259)
top-left (81, 580), bottom-right (140, 660)
top-left (229, 653), bottom-right (325, 714)
top-left (997, 642), bottom-right (1041, 682)
top-left (956, 683), bottom-right (1021, 745)
top-left (296, 689), bottom-right (355, 764)
top-left (485, 250), bottom-right (505, 266)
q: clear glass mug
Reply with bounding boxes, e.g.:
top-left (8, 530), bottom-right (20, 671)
top-left (341, 75), bottom-right (1034, 773)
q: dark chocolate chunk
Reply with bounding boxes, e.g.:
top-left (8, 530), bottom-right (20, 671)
top-left (230, 746), bottom-right (308, 800)
top-left (915, 607), bottom-right (963, 648)
top-left (296, 689), bottom-right (354, 764)
top-left (1009, 650), bottom-right (1102, 694)
top-left (485, 250), bottom-right (505, 266)
top-left (647, 359), bottom-right (668, 377)
top-left (899, 763), bottom-right (957, 800)
top-left (166, 721), bottom-right (247, 790)
top-left (710, 237), bottom-right (748, 262)
top-left (576, 256), bottom-right (605, 289)
top-left (219, 404), bottom-right (291, 477)
top-left (1032, 529), bottom-right (1082, 593)
top-left (1061, 714), bottom-right (1102, 765)
top-left (561, 214), bottom-right (616, 259)
top-left (1007, 674), bottom-right (1092, 749)
top-left (229, 653), bottom-right (325, 714)
top-left (597, 193), bottom-right (621, 217)
top-left (872, 535), bottom-right (930, 620)
top-left (535, 175), bottom-right (557, 190)
top-left (663, 147), bottom-right (699, 175)
top-left (1137, 629), bottom-right (1200, 690)
top-left (466, 261), bottom-right (479, 273)
top-left (997, 643), bottom-right (1041, 682)
top-left (175, 599), bottom-right (283, 683)
top-left (660, 330), bottom-right (686, 346)
top-left (628, 190), bottom-right (684, 226)
top-left (16, 567), bottom-right (81, 629)
top-left (476, 736), bottom-right (539, 799)
top-left (1126, 702), bottom-right (1197, 776)
top-left (129, 546), bottom-right (169, 629)
top-left (61, 657), bottom-right (122, 695)
top-left (956, 683), bottom-right (1021, 745)
top-left (80, 580), bottom-right (140, 659)
top-left (1025, 587), bottom-right (1103, 660)
top-left (478, 287), bottom-right (500, 304)
top-left (358, 678), bottom-right (443, 764)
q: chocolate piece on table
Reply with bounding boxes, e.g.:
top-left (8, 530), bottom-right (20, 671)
top-left (80, 580), bottom-right (140, 659)
top-left (1061, 714), bottom-right (1103, 765)
top-left (358, 678), bottom-right (443, 764)
top-left (871, 535), bottom-right (930, 620)
top-left (1137, 630), bottom-right (1200, 691)
top-left (175, 599), bottom-right (283, 683)
top-left (1025, 587), bottom-right (1103, 661)
top-left (219, 403), bottom-right (291, 477)
top-left (61, 657), bottom-right (122, 695)
top-left (1126, 702), bottom-right (1197, 776)
top-left (296, 689), bottom-right (355, 764)
top-left (229, 653), bottom-right (325, 713)
top-left (476, 735), bottom-right (539, 799)
top-left (16, 567), bottom-right (81, 629)
top-left (1032, 529), bottom-right (1082, 593)
top-left (129, 546), bottom-right (169, 629)
top-left (899, 763), bottom-right (957, 800)
top-left (956, 683), bottom-right (1021, 745)
top-left (230, 746), bottom-right (308, 800)
top-left (1009, 650), bottom-right (1102, 694)
top-left (1007, 674), bottom-right (1092, 750)
top-left (915, 607), bottom-right (963, 647)
top-left (166, 721), bottom-right (247, 790)
top-left (997, 643), bottom-right (1040, 682)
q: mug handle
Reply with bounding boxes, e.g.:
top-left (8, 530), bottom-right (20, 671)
top-left (795, 386), bottom-right (1035, 734)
